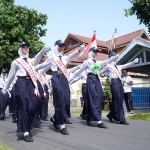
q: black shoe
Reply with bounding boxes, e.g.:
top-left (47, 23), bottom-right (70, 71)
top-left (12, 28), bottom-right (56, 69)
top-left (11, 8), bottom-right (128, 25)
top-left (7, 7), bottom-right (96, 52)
top-left (29, 131), bottom-right (33, 137)
top-left (24, 135), bottom-right (34, 142)
top-left (41, 117), bottom-right (48, 121)
top-left (82, 115), bottom-right (87, 120)
top-left (80, 114), bottom-right (84, 118)
top-left (60, 128), bottom-right (69, 135)
top-left (34, 124), bottom-right (43, 129)
top-left (66, 120), bottom-right (72, 124)
top-left (0, 117), bottom-right (5, 121)
top-left (97, 123), bottom-right (108, 129)
top-left (106, 115), bottom-right (114, 123)
top-left (120, 121), bottom-right (130, 125)
top-left (13, 119), bottom-right (17, 123)
top-left (50, 118), bottom-right (59, 130)
top-left (87, 120), bottom-right (92, 126)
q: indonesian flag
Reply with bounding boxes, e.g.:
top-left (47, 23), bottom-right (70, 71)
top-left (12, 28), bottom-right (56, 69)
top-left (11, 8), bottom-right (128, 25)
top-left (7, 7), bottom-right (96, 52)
top-left (79, 31), bottom-right (97, 56)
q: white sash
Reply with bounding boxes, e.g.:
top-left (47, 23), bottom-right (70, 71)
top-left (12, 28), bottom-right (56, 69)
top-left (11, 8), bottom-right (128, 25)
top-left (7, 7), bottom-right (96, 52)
top-left (88, 59), bottom-right (102, 82)
top-left (15, 58), bottom-right (40, 97)
top-left (51, 54), bottom-right (74, 94)
top-left (34, 71), bottom-right (46, 97)
top-left (0, 79), bottom-right (11, 98)
top-left (41, 75), bottom-right (49, 88)
top-left (107, 64), bottom-right (122, 81)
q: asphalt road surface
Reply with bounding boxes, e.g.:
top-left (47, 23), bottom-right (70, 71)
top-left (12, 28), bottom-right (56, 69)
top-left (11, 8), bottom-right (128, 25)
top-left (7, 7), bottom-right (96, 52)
top-left (0, 110), bottom-right (150, 150)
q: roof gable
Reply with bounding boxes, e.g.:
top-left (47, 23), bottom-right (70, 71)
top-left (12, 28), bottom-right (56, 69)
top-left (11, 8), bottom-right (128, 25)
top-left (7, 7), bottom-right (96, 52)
top-left (64, 33), bottom-right (108, 49)
top-left (117, 37), bottom-right (150, 64)
top-left (64, 29), bottom-right (149, 52)
top-left (106, 29), bottom-right (149, 48)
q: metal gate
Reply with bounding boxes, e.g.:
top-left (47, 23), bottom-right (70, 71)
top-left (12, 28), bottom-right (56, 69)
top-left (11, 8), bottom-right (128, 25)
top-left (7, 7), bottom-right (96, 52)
top-left (132, 81), bottom-right (150, 108)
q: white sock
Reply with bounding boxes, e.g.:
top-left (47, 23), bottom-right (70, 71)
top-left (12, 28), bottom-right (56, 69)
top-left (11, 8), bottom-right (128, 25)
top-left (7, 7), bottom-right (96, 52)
top-left (98, 121), bottom-right (102, 124)
top-left (24, 132), bottom-right (29, 136)
top-left (60, 124), bottom-right (65, 130)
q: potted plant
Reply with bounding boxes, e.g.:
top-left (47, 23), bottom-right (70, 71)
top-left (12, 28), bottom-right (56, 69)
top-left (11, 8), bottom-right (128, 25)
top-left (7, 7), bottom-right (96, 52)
top-left (102, 78), bottom-right (112, 110)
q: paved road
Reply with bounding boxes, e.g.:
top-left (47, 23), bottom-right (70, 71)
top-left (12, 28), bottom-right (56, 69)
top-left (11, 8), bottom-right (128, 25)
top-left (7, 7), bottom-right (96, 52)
top-left (0, 109), bottom-right (150, 150)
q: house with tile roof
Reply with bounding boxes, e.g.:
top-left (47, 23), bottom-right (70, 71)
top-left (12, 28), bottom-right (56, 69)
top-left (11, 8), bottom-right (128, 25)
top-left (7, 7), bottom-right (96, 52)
top-left (43, 29), bottom-right (150, 108)
top-left (63, 29), bottom-right (149, 67)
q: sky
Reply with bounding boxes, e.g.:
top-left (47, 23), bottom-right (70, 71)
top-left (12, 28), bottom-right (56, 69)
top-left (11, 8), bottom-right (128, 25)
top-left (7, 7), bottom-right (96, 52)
top-left (15, 0), bottom-right (148, 54)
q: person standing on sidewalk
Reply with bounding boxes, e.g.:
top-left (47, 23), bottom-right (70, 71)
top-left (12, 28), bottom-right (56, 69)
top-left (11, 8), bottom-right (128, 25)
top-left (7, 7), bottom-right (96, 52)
top-left (122, 69), bottom-right (134, 114)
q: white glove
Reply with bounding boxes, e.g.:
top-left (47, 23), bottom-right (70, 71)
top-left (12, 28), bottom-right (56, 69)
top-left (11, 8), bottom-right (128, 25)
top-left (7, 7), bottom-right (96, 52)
top-left (79, 44), bottom-right (85, 51)
top-left (1, 89), bottom-right (7, 95)
top-left (115, 54), bottom-right (119, 60)
top-left (42, 46), bottom-right (50, 53)
top-left (134, 58), bottom-right (139, 64)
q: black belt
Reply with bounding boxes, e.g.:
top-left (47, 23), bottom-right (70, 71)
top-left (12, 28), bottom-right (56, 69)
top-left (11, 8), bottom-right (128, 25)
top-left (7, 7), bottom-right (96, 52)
top-left (88, 73), bottom-right (97, 76)
top-left (53, 71), bottom-right (63, 75)
top-left (111, 78), bottom-right (120, 81)
top-left (82, 83), bottom-right (86, 85)
top-left (18, 76), bottom-right (31, 80)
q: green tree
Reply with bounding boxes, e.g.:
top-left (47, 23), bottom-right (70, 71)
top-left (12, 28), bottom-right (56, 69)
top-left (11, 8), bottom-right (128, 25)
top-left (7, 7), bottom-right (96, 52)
top-left (0, 0), bottom-right (48, 70)
top-left (125, 0), bottom-right (150, 34)
top-left (102, 78), bottom-right (112, 102)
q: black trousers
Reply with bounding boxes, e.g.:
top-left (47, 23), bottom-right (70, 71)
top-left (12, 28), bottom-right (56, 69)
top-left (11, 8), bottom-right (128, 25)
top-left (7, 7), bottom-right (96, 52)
top-left (107, 78), bottom-right (126, 122)
top-left (81, 83), bottom-right (87, 115)
top-left (124, 92), bottom-right (133, 111)
top-left (52, 72), bottom-right (70, 125)
top-left (86, 73), bottom-right (102, 121)
top-left (40, 85), bottom-right (49, 118)
top-left (32, 81), bottom-right (43, 126)
top-left (0, 88), bottom-right (6, 119)
top-left (11, 86), bottom-right (18, 121)
top-left (15, 77), bottom-right (38, 133)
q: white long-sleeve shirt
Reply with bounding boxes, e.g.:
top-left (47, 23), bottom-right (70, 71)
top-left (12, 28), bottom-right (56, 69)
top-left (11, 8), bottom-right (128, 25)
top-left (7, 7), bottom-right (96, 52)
top-left (99, 60), bottom-right (137, 79)
top-left (2, 48), bottom-right (48, 92)
top-left (0, 78), bottom-right (5, 88)
top-left (69, 56), bottom-right (117, 83)
top-left (70, 70), bottom-right (87, 85)
top-left (35, 50), bottom-right (80, 71)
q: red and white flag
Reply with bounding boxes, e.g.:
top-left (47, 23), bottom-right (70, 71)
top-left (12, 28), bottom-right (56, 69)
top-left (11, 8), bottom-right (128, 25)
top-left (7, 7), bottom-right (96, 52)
top-left (79, 31), bottom-right (97, 56)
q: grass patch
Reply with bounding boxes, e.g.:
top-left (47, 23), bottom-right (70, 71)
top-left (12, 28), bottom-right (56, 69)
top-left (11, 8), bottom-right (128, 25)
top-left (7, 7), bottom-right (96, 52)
top-left (128, 113), bottom-right (150, 121)
top-left (71, 108), bottom-right (109, 114)
top-left (0, 142), bottom-right (13, 150)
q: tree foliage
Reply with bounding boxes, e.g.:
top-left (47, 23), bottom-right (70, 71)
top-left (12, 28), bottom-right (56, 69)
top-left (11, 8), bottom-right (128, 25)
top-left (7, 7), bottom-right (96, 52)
top-left (0, 0), bottom-right (48, 70)
top-left (125, 0), bottom-right (150, 34)
top-left (102, 78), bottom-right (112, 101)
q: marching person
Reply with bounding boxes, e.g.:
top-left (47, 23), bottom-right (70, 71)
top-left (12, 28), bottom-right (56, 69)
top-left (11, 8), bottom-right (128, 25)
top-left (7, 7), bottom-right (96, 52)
top-left (0, 71), bottom-right (7, 121)
top-left (11, 77), bottom-right (18, 123)
top-left (69, 69), bottom-right (88, 120)
top-left (32, 71), bottom-right (43, 129)
top-left (0, 69), bottom-right (10, 120)
top-left (99, 51), bottom-right (138, 125)
top-left (39, 68), bottom-right (52, 121)
top-left (69, 47), bottom-right (118, 129)
top-left (122, 69), bottom-right (134, 114)
top-left (1, 42), bottom-right (49, 142)
top-left (35, 40), bottom-right (85, 135)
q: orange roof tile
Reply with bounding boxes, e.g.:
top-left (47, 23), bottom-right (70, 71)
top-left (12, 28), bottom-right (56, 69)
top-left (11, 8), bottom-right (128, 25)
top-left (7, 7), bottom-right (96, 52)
top-left (106, 29), bottom-right (149, 47)
top-left (65, 33), bottom-right (108, 48)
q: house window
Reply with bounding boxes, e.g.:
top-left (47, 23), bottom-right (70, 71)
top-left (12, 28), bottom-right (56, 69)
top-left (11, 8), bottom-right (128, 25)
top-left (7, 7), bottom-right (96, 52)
top-left (71, 40), bottom-right (78, 46)
top-left (146, 50), bottom-right (150, 62)
top-left (136, 52), bottom-right (144, 63)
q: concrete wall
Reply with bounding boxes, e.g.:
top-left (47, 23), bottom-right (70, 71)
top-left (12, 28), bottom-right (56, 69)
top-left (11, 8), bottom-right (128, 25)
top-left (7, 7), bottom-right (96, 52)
top-left (132, 77), bottom-right (150, 87)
